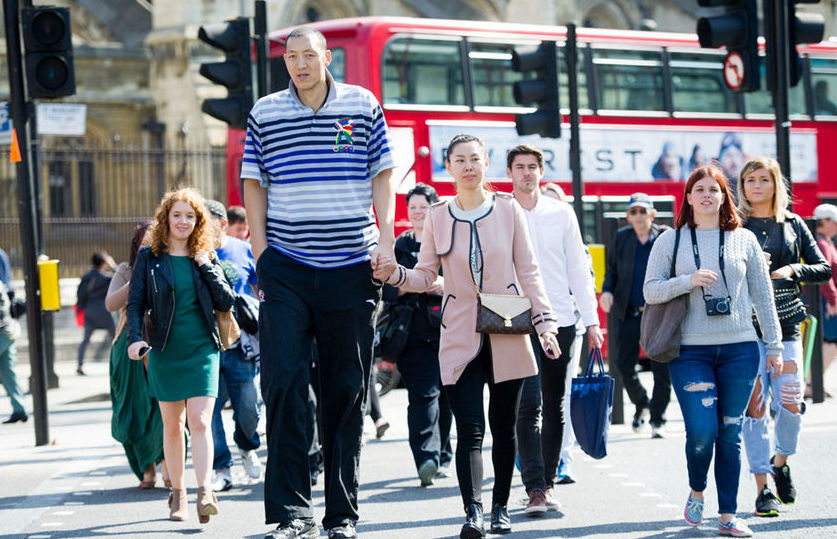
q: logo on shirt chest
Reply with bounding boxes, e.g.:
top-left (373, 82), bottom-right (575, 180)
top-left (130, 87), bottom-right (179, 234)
top-left (333, 117), bottom-right (356, 153)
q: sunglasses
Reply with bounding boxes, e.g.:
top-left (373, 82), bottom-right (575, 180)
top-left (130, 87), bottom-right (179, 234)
top-left (628, 207), bottom-right (648, 215)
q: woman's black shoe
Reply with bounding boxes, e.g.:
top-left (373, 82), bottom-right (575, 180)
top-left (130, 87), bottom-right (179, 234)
top-left (489, 504), bottom-right (511, 534)
top-left (460, 503), bottom-right (485, 539)
top-left (3, 411), bottom-right (28, 424)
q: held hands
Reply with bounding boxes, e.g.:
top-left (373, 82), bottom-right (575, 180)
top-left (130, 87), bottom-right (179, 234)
top-left (766, 354), bottom-right (784, 380)
top-left (194, 250), bottom-right (212, 267)
top-left (599, 292), bottom-right (614, 313)
top-left (540, 331), bottom-right (561, 359)
top-left (372, 254), bottom-right (398, 282)
top-left (588, 324), bottom-right (604, 349)
top-left (370, 238), bottom-right (396, 278)
top-left (128, 341), bottom-right (150, 361)
top-left (690, 269), bottom-right (718, 289)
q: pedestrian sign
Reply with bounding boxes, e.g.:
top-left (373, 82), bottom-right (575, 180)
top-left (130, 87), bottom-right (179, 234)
top-left (0, 103), bottom-right (11, 145)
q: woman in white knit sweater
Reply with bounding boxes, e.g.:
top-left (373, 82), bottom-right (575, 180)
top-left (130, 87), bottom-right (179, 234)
top-left (644, 166), bottom-right (781, 538)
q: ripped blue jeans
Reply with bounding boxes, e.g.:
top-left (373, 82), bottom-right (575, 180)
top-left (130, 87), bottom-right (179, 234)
top-left (669, 341), bottom-right (760, 514)
top-left (742, 340), bottom-right (805, 474)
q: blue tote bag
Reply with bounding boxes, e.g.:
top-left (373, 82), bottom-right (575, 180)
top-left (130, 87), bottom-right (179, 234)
top-left (570, 348), bottom-right (615, 460)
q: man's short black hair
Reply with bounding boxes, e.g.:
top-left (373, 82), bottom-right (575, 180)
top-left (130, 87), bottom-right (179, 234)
top-left (227, 205), bottom-right (247, 225)
top-left (286, 27), bottom-right (327, 51)
top-left (506, 144), bottom-right (544, 170)
top-left (405, 183), bottom-right (439, 205)
top-left (91, 251), bottom-right (107, 267)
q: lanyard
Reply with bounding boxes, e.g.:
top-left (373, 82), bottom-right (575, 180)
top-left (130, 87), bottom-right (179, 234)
top-left (690, 227), bottom-right (729, 299)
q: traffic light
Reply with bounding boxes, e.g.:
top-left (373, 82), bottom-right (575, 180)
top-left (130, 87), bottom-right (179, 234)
top-left (21, 7), bottom-right (75, 99)
top-left (696, 0), bottom-right (760, 92)
top-left (787, 0), bottom-right (825, 86)
top-left (511, 41), bottom-right (560, 139)
top-left (198, 18), bottom-right (253, 130)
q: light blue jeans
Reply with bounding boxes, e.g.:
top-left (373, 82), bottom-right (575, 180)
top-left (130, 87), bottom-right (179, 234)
top-left (0, 329), bottom-right (25, 415)
top-left (742, 340), bottom-right (805, 474)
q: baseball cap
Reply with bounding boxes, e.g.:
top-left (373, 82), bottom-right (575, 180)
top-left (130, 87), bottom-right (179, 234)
top-left (627, 193), bottom-right (653, 210)
top-left (814, 203), bottom-right (837, 221)
top-left (204, 199), bottom-right (227, 220)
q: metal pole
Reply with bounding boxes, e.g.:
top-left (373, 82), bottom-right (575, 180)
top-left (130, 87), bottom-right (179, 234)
top-left (566, 23), bottom-right (585, 239)
top-left (772, 0), bottom-right (793, 207)
top-left (27, 99), bottom-right (58, 389)
top-left (602, 217), bottom-right (624, 425)
top-left (4, 0), bottom-right (50, 446)
top-left (254, 0), bottom-right (268, 98)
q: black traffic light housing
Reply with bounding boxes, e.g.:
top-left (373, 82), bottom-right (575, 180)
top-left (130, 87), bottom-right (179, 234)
top-left (21, 6), bottom-right (76, 99)
top-left (198, 17), bottom-right (253, 130)
top-left (696, 0), bottom-right (760, 92)
top-left (511, 41), bottom-right (560, 139)
top-left (787, 0), bottom-right (825, 87)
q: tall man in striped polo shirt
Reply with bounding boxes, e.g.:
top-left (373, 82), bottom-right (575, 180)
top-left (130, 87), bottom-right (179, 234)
top-left (241, 27), bottom-right (395, 539)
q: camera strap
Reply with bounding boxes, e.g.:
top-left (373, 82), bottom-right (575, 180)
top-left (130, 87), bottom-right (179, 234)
top-left (690, 226), bottom-right (729, 300)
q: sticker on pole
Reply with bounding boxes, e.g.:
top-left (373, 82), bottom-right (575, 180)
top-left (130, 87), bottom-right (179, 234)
top-left (10, 128), bottom-right (22, 163)
top-left (723, 52), bottom-right (745, 91)
top-left (0, 103), bottom-right (11, 145)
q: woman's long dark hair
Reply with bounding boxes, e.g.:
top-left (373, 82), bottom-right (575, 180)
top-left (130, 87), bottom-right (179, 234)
top-left (130, 220), bottom-right (154, 267)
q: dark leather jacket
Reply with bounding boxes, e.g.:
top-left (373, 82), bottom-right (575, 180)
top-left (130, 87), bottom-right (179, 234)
top-left (744, 213), bottom-right (831, 339)
top-left (126, 246), bottom-right (235, 351)
top-left (744, 213), bottom-right (831, 286)
top-left (601, 223), bottom-right (668, 322)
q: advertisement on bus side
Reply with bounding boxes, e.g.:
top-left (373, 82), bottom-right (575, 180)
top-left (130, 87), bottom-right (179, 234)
top-left (428, 122), bottom-right (818, 185)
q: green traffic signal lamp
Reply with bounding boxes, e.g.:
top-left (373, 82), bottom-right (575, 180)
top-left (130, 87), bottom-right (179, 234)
top-left (198, 18), bottom-right (254, 130)
top-left (22, 7), bottom-right (76, 99)
top-left (511, 41), bottom-right (560, 139)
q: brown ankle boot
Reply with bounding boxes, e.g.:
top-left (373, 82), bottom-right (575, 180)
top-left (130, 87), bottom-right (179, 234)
top-left (196, 486), bottom-right (218, 524)
top-left (168, 488), bottom-right (188, 521)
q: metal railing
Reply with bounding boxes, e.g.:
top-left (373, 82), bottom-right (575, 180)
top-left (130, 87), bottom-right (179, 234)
top-left (1, 141), bottom-right (227, 277)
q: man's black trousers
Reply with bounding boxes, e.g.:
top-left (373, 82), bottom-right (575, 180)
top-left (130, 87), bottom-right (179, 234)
top-left (257, 248), bottom-right (380, 529)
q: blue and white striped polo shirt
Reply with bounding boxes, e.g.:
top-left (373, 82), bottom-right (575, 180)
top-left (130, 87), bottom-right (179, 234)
top-left (240, 73), bottom-right (394, 269)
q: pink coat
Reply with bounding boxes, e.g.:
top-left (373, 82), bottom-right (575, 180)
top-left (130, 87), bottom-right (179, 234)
top-left (389, 193), bottom-right (558, 385)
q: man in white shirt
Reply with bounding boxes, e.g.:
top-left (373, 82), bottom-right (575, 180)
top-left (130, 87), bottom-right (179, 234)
top-left (508, 144), bottom-right (603, 515)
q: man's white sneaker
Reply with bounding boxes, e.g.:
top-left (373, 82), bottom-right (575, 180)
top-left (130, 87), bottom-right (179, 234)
top-left (241, 449), bottom-right (262, 479)
top-left (212, 467), bottom-right (233, 492)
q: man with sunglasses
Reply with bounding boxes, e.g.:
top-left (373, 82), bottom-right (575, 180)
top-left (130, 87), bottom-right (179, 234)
top-left (600, 193), bottom-right (671, 438)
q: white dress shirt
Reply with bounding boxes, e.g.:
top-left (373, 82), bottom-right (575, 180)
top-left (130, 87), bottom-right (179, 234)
top-left (520, 195), bottom-right (598, 328)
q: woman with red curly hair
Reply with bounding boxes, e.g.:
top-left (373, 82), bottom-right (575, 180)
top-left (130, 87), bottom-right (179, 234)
top-left (126, 188), bottom-right (235, 524)
top-left (644, 167), bottom-right (781, 537)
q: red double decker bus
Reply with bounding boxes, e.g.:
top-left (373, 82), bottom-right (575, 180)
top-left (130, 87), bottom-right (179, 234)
top-left (226, 16), bottom-right (837, 240)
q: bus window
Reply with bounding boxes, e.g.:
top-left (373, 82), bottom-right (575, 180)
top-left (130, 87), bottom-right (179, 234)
top-left (669, 51), bottom-right (737, 113)
top-left (591, 48), bottom-right (664, 112)
top-left (744, 59), bottom-right (806, 116)
top-left (329, 47), bottom-right (346, 82)
top-left (558, 45), bottom-right (589, 111)
top-left (810, 57), bottom-right (837, 116)
top-left (382, 36), bottom-right (466, 106)
top-left (469, 41), bottom-right (527, 108)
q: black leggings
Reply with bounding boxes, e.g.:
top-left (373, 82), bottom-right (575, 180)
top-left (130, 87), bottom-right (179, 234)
top-left (444, 339), bottom-right (524, 509)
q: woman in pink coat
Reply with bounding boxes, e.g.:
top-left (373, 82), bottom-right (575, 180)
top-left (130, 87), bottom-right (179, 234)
top-left (375, 134), bottom-right (559, 539)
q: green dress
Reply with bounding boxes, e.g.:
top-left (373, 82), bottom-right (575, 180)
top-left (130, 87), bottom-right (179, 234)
top-left (109, 328), bottom-right (164, 480)
top-left (147, 256), bottom-right (219, 402)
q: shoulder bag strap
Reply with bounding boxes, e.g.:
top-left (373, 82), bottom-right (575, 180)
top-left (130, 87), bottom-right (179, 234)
top-left (669, 228), bottom-right (681, 279)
